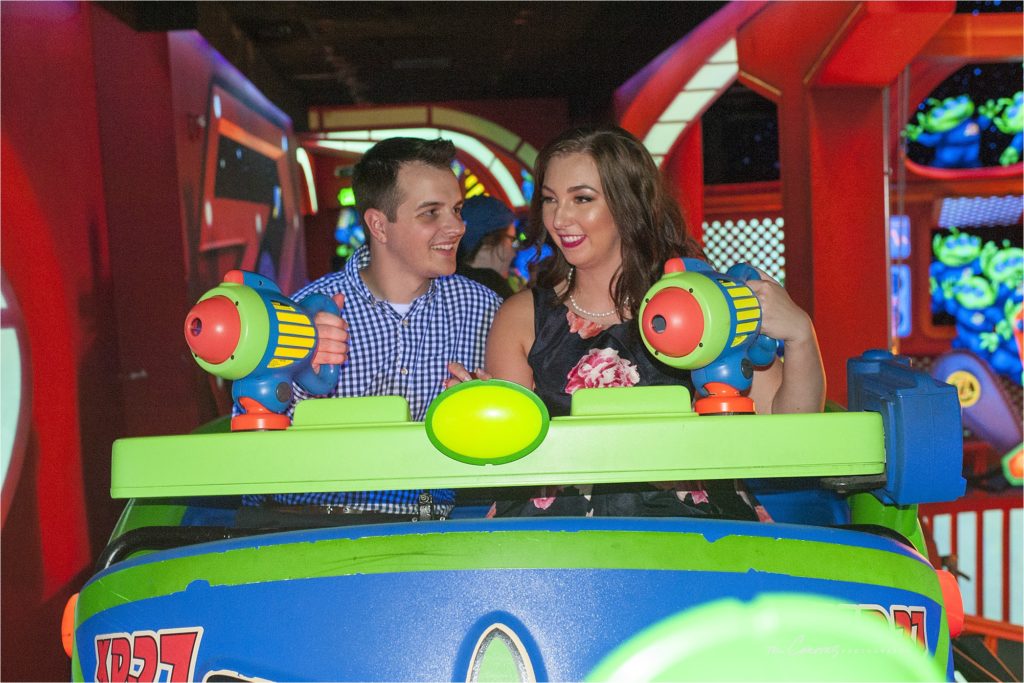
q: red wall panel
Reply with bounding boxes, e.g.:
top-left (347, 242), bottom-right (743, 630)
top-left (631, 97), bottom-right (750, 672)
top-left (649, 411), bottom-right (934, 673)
top-left (1, 2), bottom-right (112, 679)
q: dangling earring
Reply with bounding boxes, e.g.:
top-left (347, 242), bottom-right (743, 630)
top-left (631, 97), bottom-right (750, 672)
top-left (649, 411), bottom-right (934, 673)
top-left (567, 265), bottom-right (575, 289)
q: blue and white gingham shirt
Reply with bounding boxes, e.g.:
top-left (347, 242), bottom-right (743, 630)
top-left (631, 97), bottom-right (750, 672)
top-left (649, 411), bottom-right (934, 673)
top-left (243, 246), bottom-right (501, 516)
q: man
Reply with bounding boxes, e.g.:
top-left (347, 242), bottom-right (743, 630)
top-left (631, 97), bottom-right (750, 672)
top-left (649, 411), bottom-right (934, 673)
top-left (456, 194), bottom-right (519, 299)
top-left (239, 137), bottom-right (501, 526)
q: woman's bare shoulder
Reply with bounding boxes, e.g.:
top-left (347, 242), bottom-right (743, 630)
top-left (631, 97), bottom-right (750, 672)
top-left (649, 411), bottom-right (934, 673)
top-left (498, 288), bottom-right (535, 319)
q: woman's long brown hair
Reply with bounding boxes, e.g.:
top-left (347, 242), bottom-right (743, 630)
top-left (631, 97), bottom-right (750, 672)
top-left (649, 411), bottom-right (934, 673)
top-left (526, 126), bottom-right (702, 319)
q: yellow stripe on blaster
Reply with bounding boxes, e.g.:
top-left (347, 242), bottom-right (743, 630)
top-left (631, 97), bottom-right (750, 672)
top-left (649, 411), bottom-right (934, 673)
top-left (279, 323), bottom-right (315, 337)
top-left (732, 297), bottom-right (759, 309)
top-left (268, 359), bottom-right (295, 369)
top-left (736, 308), bottom-right (760, 321)
top-left (736, 321), bottom-right (759, 333)
top-left (271, 301), bottom-right (297, 312)
top-left (731, 334), bottom-right (749, 348)
top-left (727, 286), bottom-right (753, 298)
top-left (276, 312), bottom-right (311, 325)
top-left (278, 335), bottom-right (315, 348)
top-left (274, 346), bottom-right (311, 359)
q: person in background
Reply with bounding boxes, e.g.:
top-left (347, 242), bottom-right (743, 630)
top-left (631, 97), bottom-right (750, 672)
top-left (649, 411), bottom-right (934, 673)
top-left (456, 195), bottom-right (519, 299)
top-left (448, 125), bottom-right (825, 519)
top-left (239, 137), bottom-right (501, 528)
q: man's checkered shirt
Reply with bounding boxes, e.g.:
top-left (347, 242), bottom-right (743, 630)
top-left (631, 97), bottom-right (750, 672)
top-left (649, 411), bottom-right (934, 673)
top-left (243, 246), bottom-right (502, 516)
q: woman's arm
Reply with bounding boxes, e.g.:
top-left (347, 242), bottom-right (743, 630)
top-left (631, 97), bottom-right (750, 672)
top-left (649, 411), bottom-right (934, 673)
top-left (485, 289), bottom-right (536, 389)
top-left (747, 278), bottom-right (825, 415)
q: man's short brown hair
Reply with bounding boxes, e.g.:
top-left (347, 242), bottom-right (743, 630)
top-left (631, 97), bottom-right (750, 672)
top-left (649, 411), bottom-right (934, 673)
top-left (353, 137), bottom-right (457, 223)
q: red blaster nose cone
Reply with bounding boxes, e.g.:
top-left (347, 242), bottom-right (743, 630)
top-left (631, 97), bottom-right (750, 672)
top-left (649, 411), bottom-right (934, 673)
top-left (184, 295), bottom-right (241, 364)
top-left (641, 287), bottom-right (705, 357)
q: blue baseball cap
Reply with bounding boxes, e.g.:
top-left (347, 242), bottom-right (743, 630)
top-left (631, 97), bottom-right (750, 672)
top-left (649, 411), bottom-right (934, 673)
top-left (460, 195), bottom-right (515, 255)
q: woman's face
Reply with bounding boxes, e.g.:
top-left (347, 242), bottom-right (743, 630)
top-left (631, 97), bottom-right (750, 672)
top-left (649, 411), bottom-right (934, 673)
top-left (497, 224), bottom-right (518, 269)
top-left (540, 152), bottom-right (620, 273)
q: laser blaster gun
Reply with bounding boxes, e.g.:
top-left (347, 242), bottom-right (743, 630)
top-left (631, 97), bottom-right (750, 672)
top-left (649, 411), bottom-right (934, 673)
top-left (184, 270), bottom-right (341, 431)
top-left (639, 258), bottom-right (779, 415)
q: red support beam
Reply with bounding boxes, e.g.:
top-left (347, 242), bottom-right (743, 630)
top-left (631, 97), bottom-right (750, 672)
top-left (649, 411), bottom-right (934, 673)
top-left (920, 13), bottom-right (1024, 59)
top-left (807, 88), bottom-right (891, 399)
top-left (736, 1), bottom-right (955, 402)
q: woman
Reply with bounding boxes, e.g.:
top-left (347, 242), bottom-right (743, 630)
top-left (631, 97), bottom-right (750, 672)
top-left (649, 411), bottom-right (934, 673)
top-left (456, 194), bottom-right (519, 299)
top-left (450, 126), bottom-right (825, 518)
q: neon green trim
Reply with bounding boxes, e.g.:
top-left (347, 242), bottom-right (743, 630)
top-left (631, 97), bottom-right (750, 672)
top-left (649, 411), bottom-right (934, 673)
top-left (110, 411), bottom-right (885, 498)
top-left (1002, 445), bottom-right (1023, 486)
top-left (293, 395), bottom-right (411, 427)
top-left (76, 529), bottom-right (941, 625)
top-left (848, 493), bottom-right (928, 558)
top-left (109, 499), bottom-right (187, 539)
top-left (71, 648), bottom-right (83, 682)
top-left (570, 385), bottom-right (693, 417)
top-left (192, 283), bottom-right (269, 380)
top-left (936, 618), bottom-right (950, 675)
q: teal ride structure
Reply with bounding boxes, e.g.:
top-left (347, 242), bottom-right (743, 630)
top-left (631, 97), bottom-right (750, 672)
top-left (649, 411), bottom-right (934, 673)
top-left (66, 271), bottom-right (970, 682)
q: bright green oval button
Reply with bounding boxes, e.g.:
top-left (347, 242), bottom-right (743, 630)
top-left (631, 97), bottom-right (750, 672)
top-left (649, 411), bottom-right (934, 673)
top-left (425, 380), bottom-right (550, 465)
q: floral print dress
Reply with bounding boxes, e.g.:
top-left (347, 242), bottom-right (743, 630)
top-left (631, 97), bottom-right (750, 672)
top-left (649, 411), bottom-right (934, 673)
top-left (488, 286), bottom-right (765, 521)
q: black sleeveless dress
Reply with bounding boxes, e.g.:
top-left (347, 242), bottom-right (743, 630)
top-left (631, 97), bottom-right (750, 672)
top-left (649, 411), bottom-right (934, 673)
top-left (489, 287), bottom-right (762, 520)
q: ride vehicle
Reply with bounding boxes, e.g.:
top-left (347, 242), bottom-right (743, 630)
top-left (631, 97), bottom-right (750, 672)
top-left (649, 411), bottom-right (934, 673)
top-left (64, 269), bottom-right (968, 682)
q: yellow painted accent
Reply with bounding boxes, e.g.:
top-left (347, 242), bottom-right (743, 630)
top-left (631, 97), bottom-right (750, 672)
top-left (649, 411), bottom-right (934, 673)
top-left (731, 334), bottom-right (749, 347)
top-left (271, 301), bottom-right (296, 312)
top-left (736, 321), bottom-right (759, 333)
top-left (732, 297), bottom-right (759, 309)
top-left (432, 107), bottom-right (522, 151)
top-left (276, 312), bottom-right (311, 324)
top-left (319, 106), bottom-right (429, 129)
top-left (268, 359), bottom-right (295, 369)
top-left (945, 371), bottom-right (982, 408)
top-left (274, 346), bottom-right (310, 359)
top-left (278, 335), bottom-right (315, 349)
top-left (279, 324), bottom-right (315, 337)
top-left (727, 286), bottom-right (753, 298)
top-left (517, 141), bottom-right (538, 168)
top-left (736, 308), bottom-right (760, 321)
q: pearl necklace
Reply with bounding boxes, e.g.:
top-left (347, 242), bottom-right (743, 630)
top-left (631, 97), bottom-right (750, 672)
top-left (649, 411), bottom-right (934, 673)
top-left (568, 293), bottom-right (617, 318)
top-left (565, 265), bottom-right (617, 318)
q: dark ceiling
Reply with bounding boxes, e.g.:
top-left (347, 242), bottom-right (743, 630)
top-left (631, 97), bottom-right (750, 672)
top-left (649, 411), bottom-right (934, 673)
top-left (99, 1), bottom-right (726, 130)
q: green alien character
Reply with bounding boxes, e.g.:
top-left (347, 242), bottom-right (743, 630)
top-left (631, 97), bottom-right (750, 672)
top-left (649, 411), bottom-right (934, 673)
top-left (930, 227), bottom-right (985, 313)
top-left (988, 91), bottom-right (1023, 166)
top-left (933, 227), bottom-right (982, 268)
top-left (954, 273), bottom-right (998, 312)
top-left (980, 240), bottom-right (1024, 296)
top-left (905, 95), bottom-right (991, 169)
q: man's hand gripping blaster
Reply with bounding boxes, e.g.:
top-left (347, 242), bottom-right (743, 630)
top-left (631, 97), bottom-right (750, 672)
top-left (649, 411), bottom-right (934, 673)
top-left (639, 258), bottom-right (779, 414)
top-left (183, 270), bottom-right (340, 431)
